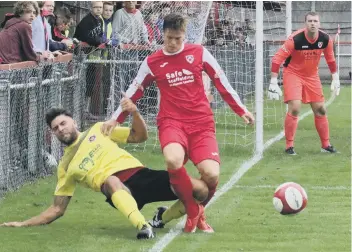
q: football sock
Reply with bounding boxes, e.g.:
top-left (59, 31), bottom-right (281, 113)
top-left (201, 180), bottom-right (218, 207)
top-left (111, 190), bottom-right (148, 230)
top-left (314, 115), bottom-right (330, 148)
top-left (285, 113), bottom-right (298, 149)
top-left (161, 200), bottom-right (185, 224)
top-left (168, 167), bottom-right (199, 218)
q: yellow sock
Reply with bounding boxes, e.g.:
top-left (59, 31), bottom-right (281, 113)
top-left (111, 190), bottom-right (147, 230)
top-left (161, 200), bottom-right (186, 224)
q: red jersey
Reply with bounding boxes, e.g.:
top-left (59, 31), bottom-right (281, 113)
top-left (271, 28), bottom-right (336, 77)
top-left (112, 43), bottom-right (247, 124)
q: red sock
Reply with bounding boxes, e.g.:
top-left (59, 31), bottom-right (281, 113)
top-left (168, 167), bottom-right (199, 218)
top-left (285, 113), bottom-right (298, 149)
top-left (201, 181), bottom-right (218, 207)
top-left (314, 115), bottom-right (330, 148)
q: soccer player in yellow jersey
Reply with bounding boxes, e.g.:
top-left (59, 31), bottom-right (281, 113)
top-left (0, 96), bottom-right (209, 239)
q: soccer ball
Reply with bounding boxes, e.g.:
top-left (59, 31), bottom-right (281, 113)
top-left (273, 182), bottom-right (308, 215)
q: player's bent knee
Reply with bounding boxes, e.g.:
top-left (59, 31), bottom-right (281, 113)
top-left (290, 109), bottom-right (300, 116)
top-left (316, 106), bottom-right (326, 116)
top-left (191, 178), bottom-right (209, 202)
top-left (101, 176), bottom-right (124, 198)
top-left (202, 172), bottom-right (219, 187)
top-left (288, 100), bottom-right (301, 116)
top-left (164, 155), bottom-right (184, 169)
top-left (198, 160), bottom-right (220, 187)
top-left (288, 106), bottom-right (300, 116)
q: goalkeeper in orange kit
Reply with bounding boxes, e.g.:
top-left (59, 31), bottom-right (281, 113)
top-left (268, 12), bottom-right (340, 155)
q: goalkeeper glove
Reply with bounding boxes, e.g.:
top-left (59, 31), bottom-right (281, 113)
top-left (331, 73), bottom-right (340, 96)
top-left (268, 77), bottom-right (282, 100)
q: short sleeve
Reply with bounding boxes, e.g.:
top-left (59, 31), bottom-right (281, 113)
top-left (54, 163), bottom-right (76, 196)
top-left (109, 126), bottom-right (131, 144)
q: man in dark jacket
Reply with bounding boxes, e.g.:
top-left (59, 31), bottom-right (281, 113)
top-left (73, 1), bottom-right (105, 46)
top-left (74, 1), bottom-right (105, 119)
top-left (0, 1), bottom-right (50, 64)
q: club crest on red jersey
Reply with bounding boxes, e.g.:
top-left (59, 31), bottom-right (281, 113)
top-left (185, 55), bottom-right (194, 64)
top-left (318, 42), bottom-right (323, 48)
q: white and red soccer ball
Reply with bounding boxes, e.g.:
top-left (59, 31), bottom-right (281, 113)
top-left (273, 182), bottom-right (308, 215)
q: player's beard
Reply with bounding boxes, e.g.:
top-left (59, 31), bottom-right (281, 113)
top-left (58, 129), bottom-right (78, 146)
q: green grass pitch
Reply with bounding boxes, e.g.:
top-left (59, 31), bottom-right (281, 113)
top-left (0, 86), bottom-right (350, 252)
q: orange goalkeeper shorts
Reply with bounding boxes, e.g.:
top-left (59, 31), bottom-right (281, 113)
top-left (283, 70), bottom-right (325, 104)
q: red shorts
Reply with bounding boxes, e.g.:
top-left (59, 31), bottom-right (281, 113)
top-left (158, 118), bottom-right (220, 165)
top-left (283, 70), bottom-right (324, 104)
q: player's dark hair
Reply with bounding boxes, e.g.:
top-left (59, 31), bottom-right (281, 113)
top-left (45, 108), bottom-right (73, 128)
top-left (305, 12), bottom-right (319, 21)
top-left (163, 13), bottom-right (187, 32)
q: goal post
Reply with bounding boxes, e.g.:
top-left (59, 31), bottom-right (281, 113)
top-left (255, 0), bottom-right (264, 154)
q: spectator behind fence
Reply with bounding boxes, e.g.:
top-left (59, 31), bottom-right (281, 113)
top-left (112, 1), bottom-right (150, 116)
top-left (100, 1), bottom-right (115, 115)
top-left (112, 1), bottom-right (149, 45)
top-left (40, 0), bottom-right (55, 30)
top-left (0, 1), bottom-right (50, 64)
top-left (102, 1), bottom-right (113, 43)
top-left (204, 9), bottom-right (217, 46)
top-left (73, 1), bottom-right (104, 47)
top-left (31, 1), bottom-right (52, 52)
top-left (51, 7), bottom-right (73, 45)
top-left (144, 9), bottom-right (162, 45)
top-left (156, 3), bottom-right (171, 33)
top-left (234, 27), bottom-right (247, 48)
top-left (32, 1), bottom-right (68, 54)
top-left (74, 1), bottom-right (105, 119)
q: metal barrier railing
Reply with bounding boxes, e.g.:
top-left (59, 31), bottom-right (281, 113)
top-left (0, 54), bottom-right (84, 195)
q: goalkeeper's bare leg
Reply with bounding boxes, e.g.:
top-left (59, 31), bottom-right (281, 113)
top-left (101, 176), bottom-right (155, 239)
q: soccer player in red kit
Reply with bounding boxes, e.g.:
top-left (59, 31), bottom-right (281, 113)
top-left (268, 12), bottom-right (340, 155)
top-left (102, 14), bottom-right (254, 233)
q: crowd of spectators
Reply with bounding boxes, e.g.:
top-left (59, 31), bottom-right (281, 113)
top-left (0, 1), bottom-right (255, 117)
top-left (0, 1), bottom-right (254, 65)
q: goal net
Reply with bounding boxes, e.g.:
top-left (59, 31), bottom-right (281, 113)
top-left (106, 1), bottom-right (288, 152)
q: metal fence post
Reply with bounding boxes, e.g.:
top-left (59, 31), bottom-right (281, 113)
top-left (0, 79), bottom-right (10, 191)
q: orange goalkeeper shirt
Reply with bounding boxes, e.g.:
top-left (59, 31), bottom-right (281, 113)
top-left (272, 28), bottom-right (336, 77)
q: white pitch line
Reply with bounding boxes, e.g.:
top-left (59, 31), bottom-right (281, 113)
top-left (148, 95), bottom-right (336, 252)
top-left (233, 184), bottom-right (350, 191)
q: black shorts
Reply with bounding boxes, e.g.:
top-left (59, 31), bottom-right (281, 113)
top-left (105, 168), bottom-right (178, 210)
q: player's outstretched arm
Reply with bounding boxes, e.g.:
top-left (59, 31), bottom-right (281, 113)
top-left (202, 47), bottom-right (255, 125)
top-left (0, 196), bottom-right (71, 227)
top-left (108, 93), bottom-right (148, 143)
top-left (121, 93), bottom-right (148, 143)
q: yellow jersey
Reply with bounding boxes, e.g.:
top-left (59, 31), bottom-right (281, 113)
top-left (54, 122), bottom-right (143, 196)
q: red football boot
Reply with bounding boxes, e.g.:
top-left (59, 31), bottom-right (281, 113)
top-left (197, 211), bottom-right (214, 233)
top-left (183, 205), bottom-right (203, 233)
